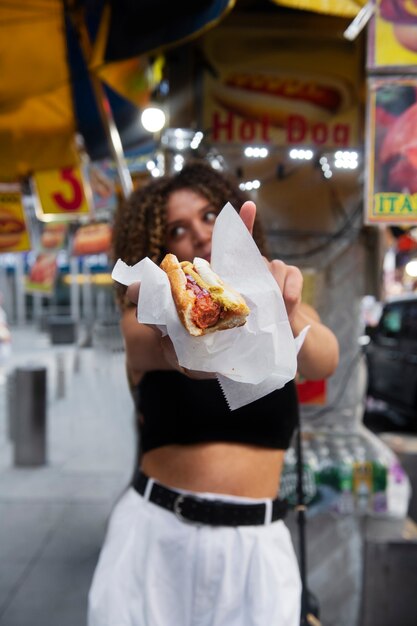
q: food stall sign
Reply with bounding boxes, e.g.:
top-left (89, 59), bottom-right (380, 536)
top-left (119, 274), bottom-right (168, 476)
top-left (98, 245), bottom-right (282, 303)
top-left (33, 166), bottom-right (91, 220)
top-left (0, 185), bottom-right (31, 253)
top-left (24, 252), bottom-right (58, 296)
top-left (365, 77), bottom-right (417, 225)
top-left (202, 19), bottom-right (362, 149)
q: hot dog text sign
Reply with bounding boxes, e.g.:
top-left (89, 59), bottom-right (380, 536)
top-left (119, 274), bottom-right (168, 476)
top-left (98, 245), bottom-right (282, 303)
top-left (202, 16), bottom-right (362, 149)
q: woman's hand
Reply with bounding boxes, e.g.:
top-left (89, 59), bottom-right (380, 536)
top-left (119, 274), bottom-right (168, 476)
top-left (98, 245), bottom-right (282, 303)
top-left (125, 281), bottom-right (215, 380)
top-left (266, 260), bottom-right (303, 322)
top-left (160, 334), bottom-right (215, 380)
top-left (239, 200), bottom-right (339, 379)
top-left (239, 201), bottom-right (303, 321)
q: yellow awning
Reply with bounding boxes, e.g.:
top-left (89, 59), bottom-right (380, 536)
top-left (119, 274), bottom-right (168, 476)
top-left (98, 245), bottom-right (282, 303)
top-left (269, 0), bottom-right (367, 18)
top-left (0, 1), bottom-right (78, 180)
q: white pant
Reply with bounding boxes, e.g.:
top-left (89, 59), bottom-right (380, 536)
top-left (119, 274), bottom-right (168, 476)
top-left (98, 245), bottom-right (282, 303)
top-left (88, 487), bottom-right (301, 626)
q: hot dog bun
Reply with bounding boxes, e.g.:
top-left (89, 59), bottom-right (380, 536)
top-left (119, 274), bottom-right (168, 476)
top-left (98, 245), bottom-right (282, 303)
top-left (160, 253), bottom-right (249, 337)
top-left (0, 210), bottom-right (25, 250)
top-left (212, 69), bottom-right (352, 126)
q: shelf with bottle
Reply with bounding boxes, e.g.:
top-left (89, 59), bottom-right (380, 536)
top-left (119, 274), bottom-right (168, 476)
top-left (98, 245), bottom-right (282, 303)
top-left (280, 427), bottom-right (411, 518)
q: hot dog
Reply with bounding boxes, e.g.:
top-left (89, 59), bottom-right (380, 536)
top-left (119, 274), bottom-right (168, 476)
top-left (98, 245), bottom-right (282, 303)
top-left (41, 223), bottom-right (67, 249)
top-left (0, 210), bottom-right (26, 250)
top-left (160, 253), bottom-right (250, 336)
top-left (212, 69), bottom-right (352, 126)
top-left (379, 102), bottom-right (417, 193)
top-left (73, 222), bottom-right (112, 256)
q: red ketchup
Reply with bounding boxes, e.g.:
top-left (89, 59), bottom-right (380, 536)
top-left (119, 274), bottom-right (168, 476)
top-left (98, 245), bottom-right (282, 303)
top-left (186, 275), bottom-right (221, 329)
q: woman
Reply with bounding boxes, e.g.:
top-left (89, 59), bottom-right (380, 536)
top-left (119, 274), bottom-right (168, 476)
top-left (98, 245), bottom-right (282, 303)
top-left (88, 161), bottom-right (339, 626)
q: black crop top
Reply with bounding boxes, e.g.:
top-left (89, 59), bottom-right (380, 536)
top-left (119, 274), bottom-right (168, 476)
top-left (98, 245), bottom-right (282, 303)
top-left (137, 371), bottom-right (299, 453)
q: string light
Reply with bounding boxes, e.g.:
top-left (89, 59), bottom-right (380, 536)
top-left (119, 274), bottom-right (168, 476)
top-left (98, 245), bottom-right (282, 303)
top-left (289, 149), bottom-right (314, 160)
top-left (244, 147), bottom-right (269, 158)
top-left (239, 179), bottom-right (261, 191)
top-left (334, 150), bottom-right (358, 169)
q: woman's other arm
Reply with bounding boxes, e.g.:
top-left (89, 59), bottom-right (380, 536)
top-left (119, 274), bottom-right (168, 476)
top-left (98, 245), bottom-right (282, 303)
top-left (268, 260), bottom-right (339, 380)
top-left (121, 307), bottom-right (180, 384)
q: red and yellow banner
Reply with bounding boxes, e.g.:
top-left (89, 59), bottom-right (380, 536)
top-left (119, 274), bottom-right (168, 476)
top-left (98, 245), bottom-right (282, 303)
top-left (0, 186), bottom-right (31, 253)
top-left (202, 16), bottom-right (362, 149)
top-left (33, 166), bottom-right (90, 219)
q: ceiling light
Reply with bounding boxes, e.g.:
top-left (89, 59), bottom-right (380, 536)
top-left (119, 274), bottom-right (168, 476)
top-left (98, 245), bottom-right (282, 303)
top-left (141, 107), bottom-right (166, 133)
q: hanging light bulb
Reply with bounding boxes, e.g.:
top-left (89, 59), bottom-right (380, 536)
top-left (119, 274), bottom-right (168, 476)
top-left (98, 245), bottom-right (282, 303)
top-left (141, 107), bottom-right (166, 133)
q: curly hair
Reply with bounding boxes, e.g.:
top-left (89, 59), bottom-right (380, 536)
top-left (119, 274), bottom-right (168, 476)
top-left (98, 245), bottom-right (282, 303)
top-left (112, 160), bottom-right (269, 310)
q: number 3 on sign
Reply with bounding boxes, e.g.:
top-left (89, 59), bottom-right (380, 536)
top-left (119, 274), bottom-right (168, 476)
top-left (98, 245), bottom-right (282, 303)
top-left (34, 166), bottom-right (90, 216)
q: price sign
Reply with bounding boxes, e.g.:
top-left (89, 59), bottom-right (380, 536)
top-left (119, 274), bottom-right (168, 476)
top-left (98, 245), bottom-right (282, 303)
top-left (34, 166), bottom-right (90, 217)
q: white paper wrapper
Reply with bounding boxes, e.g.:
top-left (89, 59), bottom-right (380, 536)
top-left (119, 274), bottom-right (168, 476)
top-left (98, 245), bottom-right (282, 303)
top-left (112, 202), bottom-right (308, 410)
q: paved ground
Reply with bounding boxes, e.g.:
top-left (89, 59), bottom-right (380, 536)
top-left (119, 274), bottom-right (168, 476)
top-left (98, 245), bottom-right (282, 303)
top-left (0, 325), bottom-right (136, 626)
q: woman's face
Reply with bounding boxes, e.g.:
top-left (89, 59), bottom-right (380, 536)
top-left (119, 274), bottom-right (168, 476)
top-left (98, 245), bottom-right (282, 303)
top-left (165, 189), bottom-right (219, 262)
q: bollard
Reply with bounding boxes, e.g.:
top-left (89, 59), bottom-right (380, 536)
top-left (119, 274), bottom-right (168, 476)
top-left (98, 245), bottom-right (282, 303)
top-left (6, 369), bottom-right (16, 441)
top-left (73, 349), bottom-right (81, 374)
top-left (14, 365), bottom-right (47, 466)
top-left (56, 353), bottom-right (66, 399)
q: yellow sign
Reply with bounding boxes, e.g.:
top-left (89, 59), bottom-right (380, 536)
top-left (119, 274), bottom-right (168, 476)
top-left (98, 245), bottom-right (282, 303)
top-left (270, 0), bottom-right (366, 18)
top-left (34, 166), bottom-right (90, 218)
top-left (365, 77), bottom-right (417, 225)
top-left (0, 188), bottom-right (31, 253)
top-left (369, 0), bottom-right (417, 68)
top-left (25, 252), bottom-right (58, 296)
top-left (202, 16), bottom-right (362, 148)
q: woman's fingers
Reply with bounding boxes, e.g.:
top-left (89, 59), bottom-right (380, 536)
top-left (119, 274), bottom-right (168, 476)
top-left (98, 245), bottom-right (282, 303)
top-left (239, 201), bottom-right (257, 235)
top-left (160, 335), bottom-right (215, 379)
top-left (127, 282), bottom-right (140, 305)
top-left (268, 260), bottom-right (303, 319)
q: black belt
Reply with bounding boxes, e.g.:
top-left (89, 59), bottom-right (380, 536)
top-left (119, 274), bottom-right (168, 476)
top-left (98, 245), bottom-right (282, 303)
top-left (132, 471), bottom-right (287, 526)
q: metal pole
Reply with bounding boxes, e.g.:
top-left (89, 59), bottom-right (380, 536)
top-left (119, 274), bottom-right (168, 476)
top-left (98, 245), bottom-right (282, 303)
top-left (56, 353), bottom-right (66, 399)
top-left (70, 256), bottom-right (80, 322)
top-left (14, 254), bottom-right (25, 326)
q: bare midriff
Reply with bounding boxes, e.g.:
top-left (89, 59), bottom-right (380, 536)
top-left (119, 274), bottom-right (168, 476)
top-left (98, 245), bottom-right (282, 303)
top-left (141, 442), bottom-right (285, 499)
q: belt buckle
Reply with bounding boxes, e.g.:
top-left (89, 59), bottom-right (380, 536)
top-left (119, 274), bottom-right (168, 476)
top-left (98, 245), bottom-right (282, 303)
top-left (173, 494), bottom-right (200, 525)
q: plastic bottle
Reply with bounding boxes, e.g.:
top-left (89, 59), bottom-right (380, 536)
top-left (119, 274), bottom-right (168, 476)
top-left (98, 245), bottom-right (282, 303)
top-left (315, 441), bottom-right (337, 489)
top-left (333, 442), bottom-right (354, 515)
top-left (280, 444), bottom-right (318, 506)
top-left (350, 441), bottom-right (372, 515)
top-left (386, 461), bottom-right (410, 518)
top-left (371, 459), bottom-right (388, 514)
top-left (301, 441), bottom-right (318, 504)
